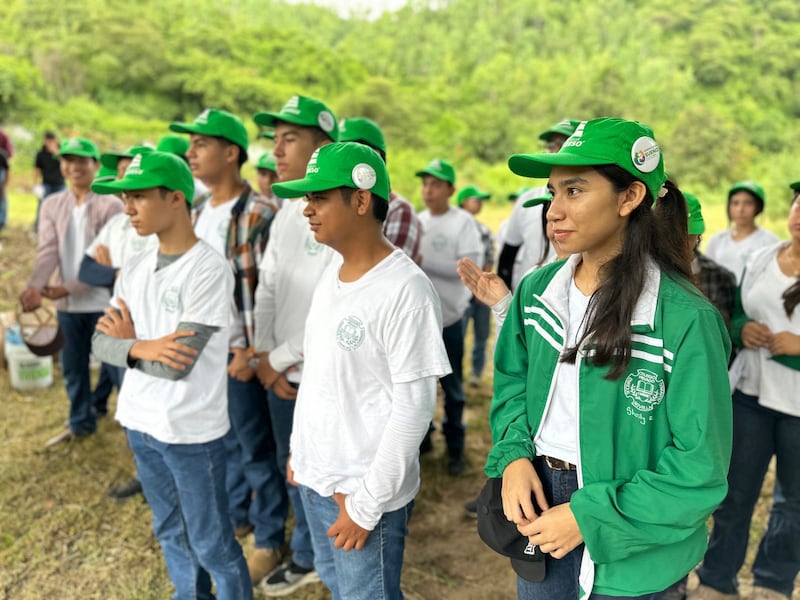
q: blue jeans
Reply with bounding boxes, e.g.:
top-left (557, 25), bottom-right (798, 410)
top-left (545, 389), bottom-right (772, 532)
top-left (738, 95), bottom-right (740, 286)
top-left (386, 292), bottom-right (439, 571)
top-left (57, 311), bottom-right (102, 435)
top-left (225, 367), bottom-right (288, 549)
top-left (517, 459), bottom-right (670, 600)
top-left (127, 429), bottom-right (252, 600)
top-left (0, 168), bottom-right (7, 231)
top-left (92, 362), bottom-right (122, 415)
top-left (697, 390), bottom-right (800, 597)
top-left (438, 319), bottom-right (466, 450)
top-left (299, 485), bottom-right (412, 600)
top-left (268, 386), bottom-right (314, 569)
top-left (463, 296), bottom-right (491, 378)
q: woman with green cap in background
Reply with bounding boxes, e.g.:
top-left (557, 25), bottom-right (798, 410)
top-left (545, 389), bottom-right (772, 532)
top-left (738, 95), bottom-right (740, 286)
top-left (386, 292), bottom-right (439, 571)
top-left (691, 180), bottom-right (800, 600)
top-left (705, 181), bottom-right (779, 284)
top-left (485, 118), bottom-right (732, 599)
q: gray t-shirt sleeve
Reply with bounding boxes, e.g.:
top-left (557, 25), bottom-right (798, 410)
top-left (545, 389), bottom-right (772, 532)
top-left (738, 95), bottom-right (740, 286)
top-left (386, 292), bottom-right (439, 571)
top-left (91, 322), bottom-right (219, 381)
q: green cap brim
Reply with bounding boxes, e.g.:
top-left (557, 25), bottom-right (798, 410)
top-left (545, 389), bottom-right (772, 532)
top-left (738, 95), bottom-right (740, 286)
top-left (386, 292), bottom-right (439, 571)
top-left (272, 176), bottom-right (347, 199)
top-left (258, 131), bottom-right (275, 139)
top-left (100, 152), bottom-right (130, 170)
top-left (415, 169), bottom-right (453, 184)
top-left (509, 151), bottom-right (614, 179)
top-left (789, 181), bottom-right (800, 191)
top-left (92, 176), bottom-right (166, 196)
top-left (522, 194), bottom-right (553, 208)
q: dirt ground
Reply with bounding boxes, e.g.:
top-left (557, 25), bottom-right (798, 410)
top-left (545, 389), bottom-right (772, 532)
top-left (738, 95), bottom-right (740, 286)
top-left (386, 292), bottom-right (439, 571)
top-left (0, 223), bottom-right (793, 600)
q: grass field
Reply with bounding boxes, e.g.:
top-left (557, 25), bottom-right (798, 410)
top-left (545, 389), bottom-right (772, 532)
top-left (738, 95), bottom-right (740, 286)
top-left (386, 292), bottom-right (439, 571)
top-left (0, 184), bottom-right (795, 599)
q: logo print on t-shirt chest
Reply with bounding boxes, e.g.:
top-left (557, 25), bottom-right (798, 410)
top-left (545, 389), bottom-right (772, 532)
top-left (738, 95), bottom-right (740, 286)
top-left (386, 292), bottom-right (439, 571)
top-left (161, 287), bottom-right (182, 313)
top-left (336, 315), bottom-right (365, 351)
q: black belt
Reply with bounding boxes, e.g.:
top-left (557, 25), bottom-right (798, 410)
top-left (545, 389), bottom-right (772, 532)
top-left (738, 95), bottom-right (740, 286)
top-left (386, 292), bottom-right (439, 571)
top-left (542, 455), bottom-right (577, 471)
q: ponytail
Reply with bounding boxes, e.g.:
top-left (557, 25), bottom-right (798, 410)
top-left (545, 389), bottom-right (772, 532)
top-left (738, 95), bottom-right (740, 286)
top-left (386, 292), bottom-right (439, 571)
top-left (561, 171), bottom-right (692, 380)
top-left (783, 279), bottom-right (800, 318)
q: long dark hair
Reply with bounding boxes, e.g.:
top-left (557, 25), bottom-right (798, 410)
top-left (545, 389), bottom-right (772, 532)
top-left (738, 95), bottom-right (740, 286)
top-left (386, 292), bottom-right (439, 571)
top-left (561, 168), bottom-right (692, 380)
top-left (783, 280), bottom-right (800, 317)
top-left (536, 200), bottom-right (552, 267)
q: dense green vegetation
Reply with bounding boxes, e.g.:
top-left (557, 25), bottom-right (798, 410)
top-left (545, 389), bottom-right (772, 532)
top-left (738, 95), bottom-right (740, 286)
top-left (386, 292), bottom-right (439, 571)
top-left (1, 0), bottom-right (799, 224)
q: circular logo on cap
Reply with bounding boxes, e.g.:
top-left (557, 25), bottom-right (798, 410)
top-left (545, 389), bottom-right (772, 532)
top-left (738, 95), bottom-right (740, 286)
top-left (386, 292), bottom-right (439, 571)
top-left (317, 111), bottom-right (335, 133)
top-left (351, 163), bottom-right (377, 190)
top-left (630, 137), bottom-right (660, 173)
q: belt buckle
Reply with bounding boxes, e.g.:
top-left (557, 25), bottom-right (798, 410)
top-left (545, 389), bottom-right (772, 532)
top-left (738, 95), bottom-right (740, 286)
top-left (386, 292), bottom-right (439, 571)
top-left (544, 456), bottom-right (573, 471)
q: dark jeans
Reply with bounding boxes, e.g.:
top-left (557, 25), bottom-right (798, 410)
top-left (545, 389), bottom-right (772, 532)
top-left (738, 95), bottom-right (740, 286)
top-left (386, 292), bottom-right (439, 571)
top-left (434, 319), bottom-right (466, 451)
top-left (57, 311), bottom-right (102, 435)
top-left (697, 390), bottom-right (800, 597)
top-left (225, 366), bottom-right (288, 549)
top-left (463, 296), bottom-right (491, 378)
top-left (92, 362), bottom-right (123, 415)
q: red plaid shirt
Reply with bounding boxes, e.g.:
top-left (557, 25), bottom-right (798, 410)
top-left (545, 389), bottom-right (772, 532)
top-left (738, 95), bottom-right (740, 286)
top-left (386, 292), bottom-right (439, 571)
top-left (384, 192), bottom-right (422, 263)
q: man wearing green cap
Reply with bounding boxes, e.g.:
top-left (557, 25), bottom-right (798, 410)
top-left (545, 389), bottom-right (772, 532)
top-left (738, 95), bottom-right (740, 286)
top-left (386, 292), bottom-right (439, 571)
top-left (705, 180), bottom-right (780, 284)
top-left (498, 118), bottom-right (580, 291)
top-left (252, 94), bottom-right (338, 594)
top-left (416, 158), bottom-right (483, 475)
top-left (271, 142), bottom-right (450, 600)
top-left (171, 108), bottom-right (289, 585)
top-left (339, 116), bottom-right (422, 263)
top-left (157, 134), bottom-right (209, 202)
top-left (456, 185), bottom-right (495, 387)
top-left (89, 151), bottom-right (252, 600)
top-left (255, 151), bottom-right (280, 209)
top-left (21, 137), bottom-right (124, 446)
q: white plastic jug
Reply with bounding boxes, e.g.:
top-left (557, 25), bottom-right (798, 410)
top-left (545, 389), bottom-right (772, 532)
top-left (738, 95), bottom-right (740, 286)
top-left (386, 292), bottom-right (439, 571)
top-left (5, 324), bottom-right (53, 391)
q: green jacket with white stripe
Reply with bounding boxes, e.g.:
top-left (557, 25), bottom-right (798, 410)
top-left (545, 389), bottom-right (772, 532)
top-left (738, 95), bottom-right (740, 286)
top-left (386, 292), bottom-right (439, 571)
top-left (486, 255), bottom-right (733, 598)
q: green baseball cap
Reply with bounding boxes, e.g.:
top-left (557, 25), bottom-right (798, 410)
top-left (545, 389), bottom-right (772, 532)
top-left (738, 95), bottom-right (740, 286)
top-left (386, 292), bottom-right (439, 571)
top-left (256, 152), bottom-right (277, 172)
top-left (522, 191), bottom-right (553, 208)
top-left (338, 117), bottom-right (386, 154)
top-left (90, 151), bottom-right (195, 203)
top-left (509, 118), bottom-right (666, 204)
top-left (456, 185), bottom-right (491, 206)
top-left (93, 164), bottom-right (118, 184)
top-left (253, 95), bottom-right (338, 142)
top-left (728, 180), bottom-right (765, 204)
top-left (271, 142), bottom-right (390, 203)
top-left (156, 135), bottom-right (190, 157)
top-left (100, 145), bottom-right (154, 170)
top-left (538, 118), bottom-right (581, 142)
top-left (258, 130), bottom-right (275, 140)
top-left (57, 137), bottom-right (100, 160)
top-left (415, 158), bottom-right (456, 185)
top-left (790, 181), bottom-right (800, 191)
top-left (170, 109), bottom-right (249, 158)
top-left (508, 186), bottom-right (531, 201)
top-left (683, 192), bottom-right (705, 235)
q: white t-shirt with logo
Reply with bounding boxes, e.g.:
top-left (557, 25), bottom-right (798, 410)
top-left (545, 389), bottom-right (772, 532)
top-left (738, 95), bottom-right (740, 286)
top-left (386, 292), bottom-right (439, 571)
top-left (113, 240), bottom-right (233, 444)
top-left (62, 203), bottom-right (111, 312)
top-left (86, 212), bottom-right (158, 269)
top-left (290, 249), bottom-right (451, 528)
top-left (194, 197), bottom-right (237, 257)
top-left (417, 207), bottom-right (483, 327)
top-left (534, 279), bottom-right (590, 465)
top-left (705, 227), bottom-right (780, 284)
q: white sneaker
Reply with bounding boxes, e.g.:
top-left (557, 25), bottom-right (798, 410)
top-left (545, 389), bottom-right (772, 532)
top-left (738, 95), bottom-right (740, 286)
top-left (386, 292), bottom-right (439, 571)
top-left (261, 559), bottom-right (319, 597)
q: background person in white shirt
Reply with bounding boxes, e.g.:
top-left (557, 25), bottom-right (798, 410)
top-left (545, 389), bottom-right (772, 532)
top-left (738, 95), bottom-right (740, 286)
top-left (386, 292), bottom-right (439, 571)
top-left (416, 158), bottom-right (482, 475)
top-left (272, 142), bottom-right (451, 600)
top-left (705, 180), bottom-right (780, 283)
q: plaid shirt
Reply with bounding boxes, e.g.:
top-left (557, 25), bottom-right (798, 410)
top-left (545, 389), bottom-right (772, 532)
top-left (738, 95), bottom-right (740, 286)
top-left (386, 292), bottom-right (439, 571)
top-left (192, 182), bottom-right (276, 350)
top-left (694, 252), bottom-right (737, 328)
top-left (384, 191), bottom-right (422, 263)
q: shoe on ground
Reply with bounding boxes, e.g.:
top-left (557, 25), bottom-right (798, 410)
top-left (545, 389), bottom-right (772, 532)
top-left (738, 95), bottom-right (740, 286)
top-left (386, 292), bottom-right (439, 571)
top-left (750, 586), bottom-right (789, 600)
top-left (45, 428), bottom-right (76, 447)
top-left (247, 546), bottom-right (286, 585)
top-left (687, 583), bottom-right (740, 600)
top-left (468, 375), bottom-right (481, 388)
top-left (107, 477), bottom-right (143, 501)
top-left (447, 448), bottom-right (466, 476)
top-left (261, 558), bottom-right (320, 597)
top-left (464, 496), bottom-right (478, 518)
top-left (234, 523), bottom-right (254, 538)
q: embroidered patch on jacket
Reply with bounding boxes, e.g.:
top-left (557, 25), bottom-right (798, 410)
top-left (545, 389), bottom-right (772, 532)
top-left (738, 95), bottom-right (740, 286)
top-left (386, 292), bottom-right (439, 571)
top-left (624, 368), bottom-right (665, 424)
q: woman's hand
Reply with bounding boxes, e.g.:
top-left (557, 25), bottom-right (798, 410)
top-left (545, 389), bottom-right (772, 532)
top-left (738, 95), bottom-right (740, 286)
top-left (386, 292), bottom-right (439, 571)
top-left (741, 321), bottom-right (772, 349)
top-left (501, 458), bottom-right (549, 525)
top-left (457, 257), bottom-right (510, 308)
top-left (769, 331), bottom-right (800, 356)
top-left (517, 503), bottom-right (584, 559)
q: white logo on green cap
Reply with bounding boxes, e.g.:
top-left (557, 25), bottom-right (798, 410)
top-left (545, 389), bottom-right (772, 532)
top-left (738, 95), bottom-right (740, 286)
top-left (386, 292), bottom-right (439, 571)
top-left (196, 109), bottom-right (210, 124)
top-left (351, 163), bottom-right (377, 190)
top-left (306, 148), bottom-right (320, 174)
top-left (67, 138), bottom-right (82, 149)
top-left (125, 154), bottom-right (144, 176)
top-left (431, 159), bottom-right (442, 170)
top-left (317, 111), bottom-right (335, 133)
top-left (630, 136), bottom-right (660, 174)
top-left (563, 121), bottom-right (587, 148)
top-left (282, 95), bottom-right (301, 115)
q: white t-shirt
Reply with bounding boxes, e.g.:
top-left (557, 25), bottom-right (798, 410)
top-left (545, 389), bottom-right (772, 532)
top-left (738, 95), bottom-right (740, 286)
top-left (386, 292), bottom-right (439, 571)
top-left (534, 279), bottom-right (590, 465)
top-left (62, 204), bottom-right (111, 312)
top-left (113, 241), bottom-right (234, 444)
top-left (85, 212), bottom-right (158, 269)
top-left (253, 198), bottom-right (336, 383)
top-left (705, 227), bottom-right (780, 284)
top-left (290, 250), bottom-right (451, 529)
top-left (194, 197), bottom-right (237, 257)
top-left (736, 252), bottom-right (800, 416)
top-left (418, 207), bottom-right (482, 327)
top-left (504, 185), bottom-right (555, 290)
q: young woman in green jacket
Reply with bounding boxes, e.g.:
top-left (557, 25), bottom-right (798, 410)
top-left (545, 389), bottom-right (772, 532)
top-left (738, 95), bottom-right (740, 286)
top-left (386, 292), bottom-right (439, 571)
top-left (487, 118), bottom-right (733, 600)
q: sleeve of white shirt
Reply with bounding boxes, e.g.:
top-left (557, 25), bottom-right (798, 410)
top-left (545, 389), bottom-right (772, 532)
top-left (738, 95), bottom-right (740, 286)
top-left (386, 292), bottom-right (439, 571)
top-left (182, 258), bottom-right (233, 328)
top-left (85, 218), bottom-right (112, 258)
top-left (253, 218), bottom-right (280, 354)
top-left (503, 197), bottom-right (526, 246)
top-left (345, 376), bottom-right (437, 530)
